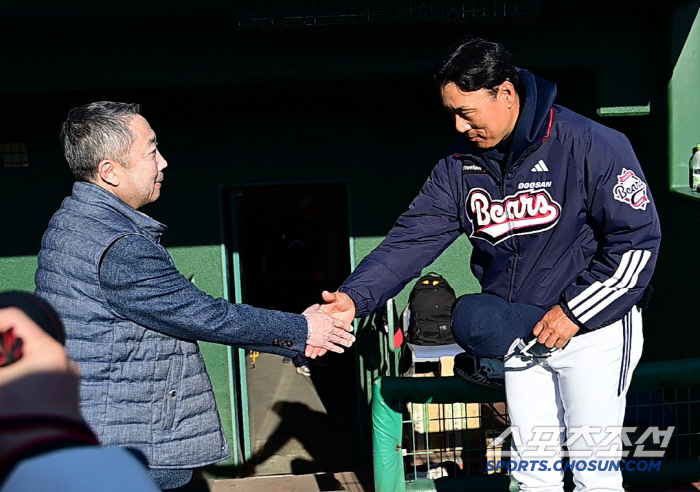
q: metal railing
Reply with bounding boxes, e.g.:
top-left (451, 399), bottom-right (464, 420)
top-left (372, 329), bottom-right (700, 491)
top-left (236, 0), bottom-right (541, 27)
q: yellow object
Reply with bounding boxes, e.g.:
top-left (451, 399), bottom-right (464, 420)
top-left (250, 350), bottom-right (260, 368)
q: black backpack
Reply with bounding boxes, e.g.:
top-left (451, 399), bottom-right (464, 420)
top-left (407, 272), bottom-right (457, 346)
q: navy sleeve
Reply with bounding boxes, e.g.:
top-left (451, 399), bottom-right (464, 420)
top-left (99, 235), bottom-right (308, 357)
top-left (561, 128), bottom-right (661, 329)
top-left (340, 157), bottom-right (463, 317)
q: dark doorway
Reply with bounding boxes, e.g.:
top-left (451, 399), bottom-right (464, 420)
top-left (228, 181), bottom-right (357, 476)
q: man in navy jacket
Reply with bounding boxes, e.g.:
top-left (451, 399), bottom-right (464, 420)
top-left (321, 37), bottom-right (661, 491)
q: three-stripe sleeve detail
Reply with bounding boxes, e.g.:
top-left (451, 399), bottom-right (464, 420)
top-left (567, 250), bottom-right (651, 324)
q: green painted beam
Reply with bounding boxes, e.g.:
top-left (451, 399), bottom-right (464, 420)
top-left (597, 104), bottom-right (650, 117)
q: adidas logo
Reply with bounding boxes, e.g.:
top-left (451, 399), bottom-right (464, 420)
top-left (531, 160), bottom-right (549, 172)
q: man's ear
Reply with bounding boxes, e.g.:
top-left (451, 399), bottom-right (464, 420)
top-left (96, 159), bottom-right (120, 187)
top-left (500, 81), bottom-right (517, 108)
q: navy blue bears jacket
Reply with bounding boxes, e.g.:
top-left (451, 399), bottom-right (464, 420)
top-left (339, 69), bottom-right (661, 331)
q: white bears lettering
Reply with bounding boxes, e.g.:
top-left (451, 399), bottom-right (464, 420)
top-left (467, 188), bottom-right (562, 244)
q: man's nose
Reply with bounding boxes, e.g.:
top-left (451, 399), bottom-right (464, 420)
top-left (455, 117), bottom-right (471, 133)
top-left (158, 151), bottom-right (168, 170)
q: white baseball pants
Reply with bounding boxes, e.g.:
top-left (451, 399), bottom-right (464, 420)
top-left (504, 307), bottom-right (643, 492)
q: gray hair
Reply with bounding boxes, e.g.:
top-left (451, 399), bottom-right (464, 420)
top-left (60, 101), bottom-right (142, 182)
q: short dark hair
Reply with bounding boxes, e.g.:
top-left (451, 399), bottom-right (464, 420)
top-left (434, 37), bottom-right (519, 94)
top-left (60, 101), bottom-right (142, 182)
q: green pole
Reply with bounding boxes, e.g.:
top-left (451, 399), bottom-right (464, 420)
top-left (372, 376), bottom-right (407, 492)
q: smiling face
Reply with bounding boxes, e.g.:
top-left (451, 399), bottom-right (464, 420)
top-left (113, 115), bottom-right (168, 209)
top-left (440, 81), bottom-right (520, 149)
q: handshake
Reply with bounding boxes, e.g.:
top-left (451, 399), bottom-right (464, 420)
top-left (302, 290), bottom-right (357, 359)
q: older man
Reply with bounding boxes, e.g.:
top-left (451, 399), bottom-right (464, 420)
top-left (35, 101), bottom-right (354, 490)
top-left (321, 37), bottom-right (661, 491)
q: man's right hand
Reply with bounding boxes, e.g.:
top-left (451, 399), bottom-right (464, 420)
top-left (318, 291), bottom-right (356, 324)
top-left (302, 304), bottom-right (355, 358)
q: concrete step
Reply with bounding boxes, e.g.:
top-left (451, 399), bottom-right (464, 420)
top-left (205, 471), bottom-right (372, 492)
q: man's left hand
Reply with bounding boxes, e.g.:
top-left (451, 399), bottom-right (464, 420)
top-left (532, 305), bottom-right (579, 349)
top-left (302, 304), bottom-right (355, 359)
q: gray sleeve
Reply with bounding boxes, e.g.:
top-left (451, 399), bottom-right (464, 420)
top-left (99, 235), bottom-right (308, 356)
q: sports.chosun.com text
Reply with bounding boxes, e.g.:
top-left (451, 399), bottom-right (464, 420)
top-left (486, 460), bottom-right (661, 473)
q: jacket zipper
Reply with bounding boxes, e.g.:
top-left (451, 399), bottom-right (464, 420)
top-left (455, 128), bottom-right (548, 301)
top-left (502, 141), bottom-right (544, 301)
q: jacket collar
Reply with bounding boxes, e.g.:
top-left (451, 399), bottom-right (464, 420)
top-left (509, 68), bottom-right (557, 162)
top-left (72, 181), bottom-right (167, 239)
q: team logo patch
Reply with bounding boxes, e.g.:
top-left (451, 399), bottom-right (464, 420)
top-left (613, 168), bottom-right (649, 211)
top-left (466, 188), bottom-right (561, 245)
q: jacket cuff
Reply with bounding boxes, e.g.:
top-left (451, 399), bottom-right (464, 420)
top-left (337, 287), bottom-right (365, 317)
top-left (301, 312), bottom-right (312, 340)
top-left (558, 299), bottom-right (590, 332)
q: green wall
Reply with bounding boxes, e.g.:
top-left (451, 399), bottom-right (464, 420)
top-left (645, 0), bottom-right (700, 362)
top-left (670, 4), bottom-right (700, 192)
top-left (0, 256), bottom-right (37, 293)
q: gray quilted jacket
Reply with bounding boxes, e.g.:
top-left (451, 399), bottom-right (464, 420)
top-left (35, 182), bottom-right (308, 468)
